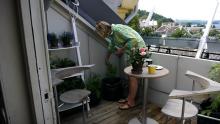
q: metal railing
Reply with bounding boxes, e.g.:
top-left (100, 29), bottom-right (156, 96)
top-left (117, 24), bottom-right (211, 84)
top-left (147, 45), bottom-right (220, 61)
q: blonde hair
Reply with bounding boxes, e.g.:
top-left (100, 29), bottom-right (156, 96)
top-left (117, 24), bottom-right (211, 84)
top-left (96, 21), bottom-right (112, 38)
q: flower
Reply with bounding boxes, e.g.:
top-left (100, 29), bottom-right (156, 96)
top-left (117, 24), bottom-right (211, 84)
top-left (139, 48), bottom-right (146, 52)
top-left (128, 47), bottom-right (151, 65)
top-left (140, 52), bottom-right (147, 56)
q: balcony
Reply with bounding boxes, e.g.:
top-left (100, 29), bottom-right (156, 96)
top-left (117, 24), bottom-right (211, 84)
top-left (47, 1), bottom-right (220, 124)
top-left (2, 0), bottom-right (220, 124)
top-left (57, 50), bottom-right (218, 124)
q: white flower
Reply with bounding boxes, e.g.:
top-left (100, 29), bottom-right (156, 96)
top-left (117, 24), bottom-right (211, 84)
top-left (140, 52), bottom-right (147, 56)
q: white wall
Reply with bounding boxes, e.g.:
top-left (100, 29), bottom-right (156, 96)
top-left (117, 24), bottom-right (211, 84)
top-left (147, 53), bottom-right (178, 106)
top-left (47, 8), bottom-right (72, 35)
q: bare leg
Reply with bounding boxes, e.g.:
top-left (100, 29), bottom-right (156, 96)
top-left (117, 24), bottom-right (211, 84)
top-left (127, 76), bottom-right (138, 106)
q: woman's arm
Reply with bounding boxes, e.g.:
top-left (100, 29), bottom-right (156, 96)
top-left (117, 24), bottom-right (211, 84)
top-left (105, 51), bottom-right (112, 65)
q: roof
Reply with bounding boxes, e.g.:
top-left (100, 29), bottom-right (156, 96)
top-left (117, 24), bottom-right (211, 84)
top-left (156, 25), bottom-right (179, 34)
top-left (66, 0), bottom-right (125, 26)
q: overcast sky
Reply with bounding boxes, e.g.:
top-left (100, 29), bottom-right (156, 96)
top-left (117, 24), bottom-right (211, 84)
top-left (138, 0), bottom-right (220, 20)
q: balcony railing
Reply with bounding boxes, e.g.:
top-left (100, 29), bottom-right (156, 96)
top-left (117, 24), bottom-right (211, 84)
top-left (147, 45), bottom-right (220, 61)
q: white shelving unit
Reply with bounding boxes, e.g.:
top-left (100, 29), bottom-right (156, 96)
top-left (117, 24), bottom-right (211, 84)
top-left (49, 18), bottom-right (85, 114)
top-left (58, 99), bottom-right (90, 112)
top-left (48, 45), bottom-right (79, 51)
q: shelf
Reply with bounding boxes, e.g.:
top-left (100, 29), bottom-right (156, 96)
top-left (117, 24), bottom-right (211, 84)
top-left (48, 45), bottom-right (79, 51)
top-left (63, 72), bottom-right (83, 79)
top-left (51, 65), bottom-right (95, 80)
top-left (58, 99), bottom-right (90, 112)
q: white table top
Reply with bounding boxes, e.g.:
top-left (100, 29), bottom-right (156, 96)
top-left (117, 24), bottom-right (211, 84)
top-left (124, 66), bottom-right (169, 79)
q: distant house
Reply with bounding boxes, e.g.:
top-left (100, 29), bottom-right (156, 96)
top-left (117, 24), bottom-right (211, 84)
top-left (185, 27), bottom-right (203, 34)
top-left (155, 22), bottom-right (179, 36)
top-left (139, 19), bottom-right (158, 28)
top-left (161, 22), bottom-right (176, 27)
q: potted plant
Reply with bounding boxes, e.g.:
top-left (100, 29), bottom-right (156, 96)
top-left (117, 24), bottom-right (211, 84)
top-left (60, 32), bottom-right (73, 47)
top-left (198, 63), bottom-right (220, 124)
top-left (50, 56), bottom-right (76, 69)
top-left (47, 33), bottom-right (59, 48)
top-left (128, 47), bottom-right (151, 74)
top-left (101, 63), bottom-right (123, 101)
top-left (86, 74), bottom-right (101, 106)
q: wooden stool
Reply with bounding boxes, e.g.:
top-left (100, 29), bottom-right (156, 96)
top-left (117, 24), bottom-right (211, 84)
top-left (60, 89), bottom-right (91, 124)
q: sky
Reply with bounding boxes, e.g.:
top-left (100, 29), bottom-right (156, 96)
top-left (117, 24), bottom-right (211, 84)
top-left (138, 0), bottom-right (220, 20)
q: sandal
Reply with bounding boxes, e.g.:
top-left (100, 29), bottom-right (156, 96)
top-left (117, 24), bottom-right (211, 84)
top-left (119, 102), bottom-right (135, 110)
top-left (117, 98), bottom-right (128, 104)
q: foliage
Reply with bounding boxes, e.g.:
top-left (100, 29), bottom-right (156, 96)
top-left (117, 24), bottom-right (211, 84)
top-left (171, 28), bottom-right (190, 38)
top-left (106, 63), bottom-right (117, 78)
top-left (209, 29), bottom-right (220, 39)
top-left (128, 15), bottom-right (141, 33)
top-left (209, 64), bottom-right (220, 84)
top-left (128, 9), bottom-right (174, 35)
top-left (57, 77), bottom-right (85, 95)
top-left (201, 95), bottom-right (220, 116)
top-left (141, 28), bottom-right (154, 36)
top-left (50, 56), bottom-right (76, 69)
top-left (47, 33), bottom-right (58, 48)
top-left (201, 64), bottom-right (220, 116)
top-left (86, 74), bottom-right (102, 99)
top-left (189, 29), bottom-right (203, 38)
top-left (60, 32), bottom-right (73, 47)
top-left (186, 22), bottom-right (192, 27)
top-left (128, 47), bottom-right (151, 65)
top-left (138, 10), bottom-right (174, 24)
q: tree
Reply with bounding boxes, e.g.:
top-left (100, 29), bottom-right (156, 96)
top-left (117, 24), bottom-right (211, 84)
top-left (209, 29), bottom-right (220, 39)
top-left (140, 27), bottom-right (154, 36)
top-left (212, 25), bottom-right (216, 28)
top-left (171, 28), bottom-right (190, 38)
top-left (186, 22), bottom-right (191, 27)
top-left (128, 9), bottom-right (174, 36)
top-left (128, 15), bottom-right (141, 33)
top-left (209, 29), bottom-right (219, 36)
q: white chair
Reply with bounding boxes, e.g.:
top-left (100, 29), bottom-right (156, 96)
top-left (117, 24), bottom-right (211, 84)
top-left (161, 71), bottom-right (220, 124)
top-left (52, 64), bottom-right (94, 124)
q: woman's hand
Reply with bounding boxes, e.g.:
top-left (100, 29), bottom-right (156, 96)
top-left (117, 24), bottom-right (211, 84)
top-left (115, 48), bottom-right (124, 57)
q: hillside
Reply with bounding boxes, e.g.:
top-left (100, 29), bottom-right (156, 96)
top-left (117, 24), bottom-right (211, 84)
top-left (128, 10), bottom-right (174, 33)
top-left (138, 10), bottom-right (174, 24)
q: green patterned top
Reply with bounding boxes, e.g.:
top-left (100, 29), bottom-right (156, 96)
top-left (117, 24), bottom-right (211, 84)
top-left (105, 24), bottom-right (146, 55)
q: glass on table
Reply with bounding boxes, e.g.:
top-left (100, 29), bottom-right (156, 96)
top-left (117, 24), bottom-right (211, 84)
top-left (148, 64), bottom-right (156, 74)
top-left (144, 59), bottom-right (153, 66)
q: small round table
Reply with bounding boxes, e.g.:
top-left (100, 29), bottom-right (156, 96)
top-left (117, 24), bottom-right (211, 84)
top-left (124, 66), bottom-right (169, 124)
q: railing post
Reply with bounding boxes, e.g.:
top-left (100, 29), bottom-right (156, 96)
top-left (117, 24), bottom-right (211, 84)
top-left (166, 48), bottom-right (171, 54)
top-left (157, 46), bottom-right (160, 52)
top-left (204, 50), bottom-right (210, 59)
top-left (147, 45), bottom-right (150, 50)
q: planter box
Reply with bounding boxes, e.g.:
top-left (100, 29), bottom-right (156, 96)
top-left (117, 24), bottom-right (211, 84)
top-left (197, 114), bottom-right (220, 124)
